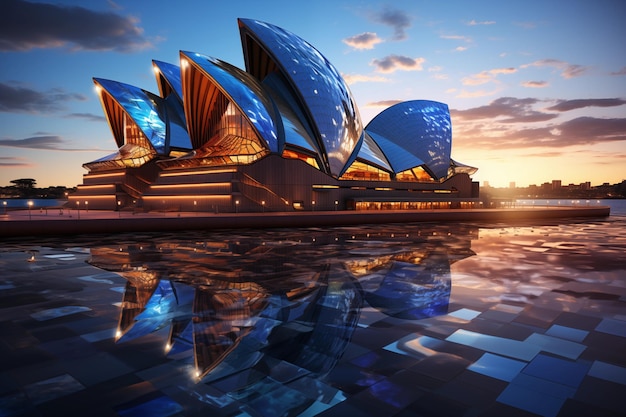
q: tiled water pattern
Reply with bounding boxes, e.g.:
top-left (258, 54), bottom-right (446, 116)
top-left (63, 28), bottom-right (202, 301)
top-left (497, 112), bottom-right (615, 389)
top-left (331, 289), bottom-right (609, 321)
top-left (1, 216), bottom-right (625, 416)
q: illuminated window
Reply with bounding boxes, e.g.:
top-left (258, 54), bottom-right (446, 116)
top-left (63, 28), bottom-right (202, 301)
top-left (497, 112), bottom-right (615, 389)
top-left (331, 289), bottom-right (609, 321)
top-left (282, 149), bottom-right (320, 169)
top-left (396, 166), bottom-right (434, 182)
top-left (340, 160), bottom-right (391, 181)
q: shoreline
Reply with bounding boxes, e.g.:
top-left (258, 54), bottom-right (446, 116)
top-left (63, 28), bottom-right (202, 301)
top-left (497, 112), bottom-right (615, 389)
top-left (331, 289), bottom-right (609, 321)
top-left (0, 205), bottom-right (611, 237)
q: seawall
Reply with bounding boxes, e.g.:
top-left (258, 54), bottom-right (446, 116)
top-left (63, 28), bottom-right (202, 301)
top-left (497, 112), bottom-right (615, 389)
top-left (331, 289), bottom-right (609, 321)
top-left (0, 205), bottom-right (611, 238)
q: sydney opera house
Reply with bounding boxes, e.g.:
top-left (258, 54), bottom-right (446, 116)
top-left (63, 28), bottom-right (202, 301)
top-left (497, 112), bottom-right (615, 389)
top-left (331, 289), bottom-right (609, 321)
top-left (69, 18), bottom-right (478, 213)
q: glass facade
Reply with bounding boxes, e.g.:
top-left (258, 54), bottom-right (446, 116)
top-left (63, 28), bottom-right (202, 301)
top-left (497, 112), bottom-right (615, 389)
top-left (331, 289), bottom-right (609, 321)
top-left (239, 18), bottom-right (362, 177)
top-left (366, 100), bottom-right (453, 180)
top-left (83, 18), bottom-right (477, 211)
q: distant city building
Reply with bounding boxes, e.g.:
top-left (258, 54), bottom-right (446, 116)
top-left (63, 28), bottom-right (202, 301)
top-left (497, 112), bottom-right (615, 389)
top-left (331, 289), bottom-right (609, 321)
top-left (552, 180), bottom-right (562, 190)
top-left (509, 182), bottom-right (516, 189)
top-left (70, 19), bottom-right (478, 212)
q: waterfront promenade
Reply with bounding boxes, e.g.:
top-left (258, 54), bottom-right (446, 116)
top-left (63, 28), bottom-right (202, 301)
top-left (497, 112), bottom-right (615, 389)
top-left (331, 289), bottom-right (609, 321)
top-left (0, 205), bottom-right (611, 237)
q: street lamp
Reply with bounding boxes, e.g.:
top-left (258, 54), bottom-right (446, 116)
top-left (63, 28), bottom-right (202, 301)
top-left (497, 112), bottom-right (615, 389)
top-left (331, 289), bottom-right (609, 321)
top-left (75, 201), bottom-right (80, 219)
top-left (28, 200), bottom-right (33, 220)
top-left (261, 200), bottom-right (265, 212)
top-left (193, 200), bottom-right (197, 215)
top-left (2, 201), bottom-right (6, 215)
top-left (117, 200), bottom-right (121, 217)
top-left (235, 200), bottom-right (239, 213)
top-left (334, 200), bottom-right (338, 211)
top-left (312, 200), bottom-right (315, 211)
top-left (85, 201), bottom-right (88, 212)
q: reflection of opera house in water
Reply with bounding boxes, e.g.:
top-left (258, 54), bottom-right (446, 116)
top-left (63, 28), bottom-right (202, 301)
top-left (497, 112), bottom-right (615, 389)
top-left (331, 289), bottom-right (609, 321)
top-left (70, 18), bottom-right (478, 213)
top-left (88, 225), bottom-right (476, 407)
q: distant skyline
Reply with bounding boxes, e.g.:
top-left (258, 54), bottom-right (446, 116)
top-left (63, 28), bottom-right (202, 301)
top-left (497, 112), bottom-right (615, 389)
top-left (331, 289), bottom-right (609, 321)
top-left (1, 0), bottom-right (625, 188)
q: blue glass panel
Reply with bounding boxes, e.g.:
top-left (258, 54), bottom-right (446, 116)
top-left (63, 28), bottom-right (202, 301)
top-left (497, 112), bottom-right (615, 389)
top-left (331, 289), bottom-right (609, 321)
top-left (522, 353), bottom-right (589, 388)
top-left (181, 51), bottom-right (279, 153)
top-left (545, 324), bottom-right (588, 342)
top-left (355, 131), bottom-right (392, 171)
top-left (468, 352), bottom-right (526, 381)
top-left (524, 333), bottom-right (586, 360)
top-left (446, 329), bottom-right (540, 361)
top-left (163, 95), bottom-right (192, 150)
top-left (263, 72), bottom-right (320, 156)
top-left (588, 361), bottom-right (626, 385)
top-left (152, 60), bottom-right (183, 102)
top-left (363, 260), bottom-right (450, 320)
top-left (95, 78), bottom-right (167, 154)
top-left (366, 100), bottom-right (452, 179)
top-left (240, 19), bottom-right (362, 177)
top-left (595, 318), bottom-right (626, 337)
top-left (366, 130), bottom-right (425, 173)
top-left (448, 308), bottom-right (481, 320)
top-left (116, 395), bottom-right (183, 417)
top-left (497, 384), bottom-right (565, 417)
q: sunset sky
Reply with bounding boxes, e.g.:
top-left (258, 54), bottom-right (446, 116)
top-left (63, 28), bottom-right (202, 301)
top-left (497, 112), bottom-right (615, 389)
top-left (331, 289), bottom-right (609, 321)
top-left (1, 0), bottom-right (625, 188)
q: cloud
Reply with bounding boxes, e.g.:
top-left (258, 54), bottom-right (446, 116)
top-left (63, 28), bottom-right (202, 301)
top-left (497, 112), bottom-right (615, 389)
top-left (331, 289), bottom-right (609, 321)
top-left (0, 0), bottom-right (154, 52)
top-left (611, 67), bottom-right (626, 76)
top-left (452, 97), bottom-right (626, 150)
top-left (0, 156), bottom-right (32, 167)
top-left (440, 34), bottom-right (470, 41)
top-left (462, 67), bottom-right (517, 86)
top-left (521, 81), bottom-right (548, 88)
top-left (371, 54), bottom-right (425, 73)
top-left (514, 21), bottom-right (537, 29)
top-left (371, 7), bottom-right (412, 41)
top-left (505, 117), bottom-right (626, 148)
top-left (343, 32), bottom-right (383, 50)
top-left (521, 59), bottom-right (588, 79)
top-left (0, 82), bottom-right (86, 113)
top-left (467, 20), bottom-right (496, 26)
top-left (365, 100), bottom-right (403, 108)
top-left (0, 136), bottom-right (67, 150)
top-left (342, 73), bottom-right (389, 85)
top-left (64, 112), bottom-right (107, 122)
top-left (452, 97), bottom-right (557, 123)
top-left (546, 98), bottom-right (626, 112)
top-left (456, 89), bottom-right (500, 98)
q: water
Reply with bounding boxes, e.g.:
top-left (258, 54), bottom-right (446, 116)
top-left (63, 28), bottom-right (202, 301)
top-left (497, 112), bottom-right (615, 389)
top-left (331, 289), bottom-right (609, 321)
top-left (516, 198), bottom-right (626, 216)
top-left (1, 214), bottom-right (624, 416)
top-left (1, 198), bottom-right (65, 209)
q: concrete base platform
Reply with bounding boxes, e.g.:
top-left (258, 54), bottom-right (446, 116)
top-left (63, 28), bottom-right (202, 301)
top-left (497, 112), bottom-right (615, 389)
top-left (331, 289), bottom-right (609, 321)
top-left (0, 205), bottom-right (611, 237)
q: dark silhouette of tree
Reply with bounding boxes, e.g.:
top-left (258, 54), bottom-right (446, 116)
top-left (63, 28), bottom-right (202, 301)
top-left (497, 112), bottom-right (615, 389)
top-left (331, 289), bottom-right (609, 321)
top-left (10, 178), bottom-right (37, 190)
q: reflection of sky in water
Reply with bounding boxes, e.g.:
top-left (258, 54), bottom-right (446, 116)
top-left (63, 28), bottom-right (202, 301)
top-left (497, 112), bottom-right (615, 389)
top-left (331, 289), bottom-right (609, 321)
top-left (87, 224), bottom-right (475, 415)
top-left (18, 216), bottom-right (623, 417)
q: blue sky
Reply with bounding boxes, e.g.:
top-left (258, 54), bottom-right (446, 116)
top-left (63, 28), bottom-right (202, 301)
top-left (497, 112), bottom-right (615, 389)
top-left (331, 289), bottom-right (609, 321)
top-left (1, 0), bottom-right (625, 188)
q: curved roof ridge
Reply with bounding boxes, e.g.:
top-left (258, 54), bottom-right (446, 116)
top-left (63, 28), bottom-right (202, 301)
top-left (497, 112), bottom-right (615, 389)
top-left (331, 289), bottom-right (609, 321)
top-left (366, 100), bottom-right (452, 180)
top-left (180, 51), bottom-right (279, 152)
top-left (238, 18), bottom-right (362, 177)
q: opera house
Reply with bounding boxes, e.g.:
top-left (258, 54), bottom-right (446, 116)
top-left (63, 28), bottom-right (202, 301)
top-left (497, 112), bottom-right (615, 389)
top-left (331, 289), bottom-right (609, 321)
top-left (69, 18), bottom-right (478, 213)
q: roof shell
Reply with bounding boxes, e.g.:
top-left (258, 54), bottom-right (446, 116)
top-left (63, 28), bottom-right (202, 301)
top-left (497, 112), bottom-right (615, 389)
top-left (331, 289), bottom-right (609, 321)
top-left (239, 18), bottom-right (362, 177)
top-left (94, 78), bottom-right (167, 154)
top-left (153, 60), bottom-right (184, 102)
top-left (181, 51), bottom-right (279, 153)
top-left (366, 100), bottom-right (452, 180)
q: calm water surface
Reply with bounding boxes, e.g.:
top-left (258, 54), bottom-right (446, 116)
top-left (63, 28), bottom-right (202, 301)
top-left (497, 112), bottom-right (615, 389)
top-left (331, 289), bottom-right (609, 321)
top-left (1, 205), bottom-right (625, 416)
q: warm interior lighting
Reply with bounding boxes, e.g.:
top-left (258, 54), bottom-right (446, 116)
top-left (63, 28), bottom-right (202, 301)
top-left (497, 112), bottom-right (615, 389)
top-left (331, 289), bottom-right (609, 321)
top-left (69, 195), bottom-right (115, 199)
top-left (312, 184), bottom-right (339, 189)
top-left (86, 172), bottom-right (124, 179)
top-left (78, 184), bottom-right (115, 189)
top-left (142, 195), bottom-right (231, 200)
top-left (160, 168), bottom-right (237, 177)
top-left (150, 182), bottom-right (230, 189)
